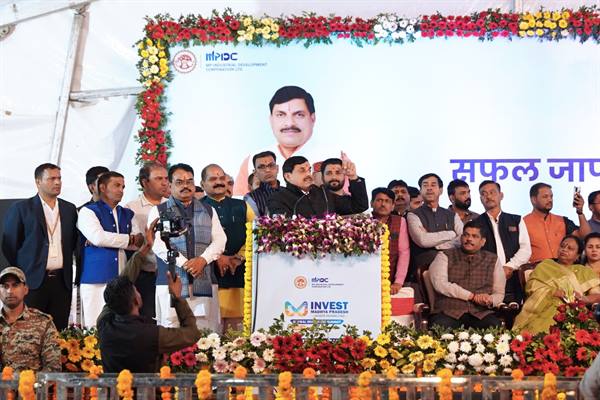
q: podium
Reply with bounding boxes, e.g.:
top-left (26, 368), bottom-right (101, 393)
top-left (242, 214), bottom-right (391, 338)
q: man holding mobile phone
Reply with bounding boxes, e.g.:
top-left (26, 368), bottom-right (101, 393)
top-left (524, 182), bottom-right (592, 263)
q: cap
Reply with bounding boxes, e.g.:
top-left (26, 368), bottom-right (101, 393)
top-left (0, 267), bottom-right (26, 284)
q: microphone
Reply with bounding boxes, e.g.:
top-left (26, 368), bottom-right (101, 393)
top-left (292, 191), bottom-right (309, 217)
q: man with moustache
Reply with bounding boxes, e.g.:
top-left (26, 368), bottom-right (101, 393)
top-left (524, 182), bottom-right (592, 262)
top-left (125, 162), bottom-right (169, 318)
top-left (371, 188), bottom-right (410, 293)
top-left (201, 164), bottom-right (254, 331)
top-left (148, 163), bottom-right (226, 331)
top-left (235, 86), bottom-right (331, 196)
top-left (244, 151), bottom-right (281, 217)
top-left (429, 221), bottom-right (505, 329)
top-left (447, 179), bottom-right (479, 223)
top-left (473, 180), bottom-right (531, 306)
top-left (78, 171), bottom-right (143, 327)
top-left (321, 155), bottom-right (368, 212)
top-left (268, 156), bottom-right (368, 218)
top-left (2, 163), bottom-right (79, 331)
top-left (387, 179), bottom-right (410, 216)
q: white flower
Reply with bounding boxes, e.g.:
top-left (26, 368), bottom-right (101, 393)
top-left (252, 358), bottom-right (266, 374)
top-left (484, 365), bottom-right (498, 374)
top-left (458, 332), bottom-right (470, 340)
top-left (262, 348), bottom-right (275, 362)
top-left (515, 335), bottom-right (523, 342)
top-left (470, 334), bottom-right (482, 344)
top-left (233, 337), bottom-right (247, 347)
top-left (375, 31), bottom-right (388, 39)
top-left (207, 333), bottom-right (221, 348)
top-left (475, 344), bottom-right (486, 353)
top-left (222, 343), bottom-right (235, 352)
top-left (389, 22), bottom-right (398, 31)
top-left (406, 25), bottom-right (415, 34)
top-left (503, 368), bottom-right (513, 374)
top-left (483, 334), bottom-right (495, 343)
top-left (495, 342), bottom-right (510, 355)
top-left (500, 355), bottom-right (513, 367)
top-left (409, 18), bottom-right (417, 25)
top-left (459, 342), bottom-right (472, 353)
top-left (468, 353), bottom-right (484, 368)
top-left (247, 351), bottom-right (258, 360)
top-left (441, 334), bottom-right (455, 341)
top-left (196, 352), bottom-right (209, 363)
top-left (390, 31), bottom-right (400, 40)
top-left (483, 353), bottom-right (496, 363)
top-left (457, 364), bottom-right (466, 371)
top-left (197, 337), bottom-right (211, 350)
top-left (212, 347), bottom-right (227, 361)
top-left (458, 354), bottom-right (468, 362)
top-left (213, 359), bottom-right (229, 373)
top-left (399, 19), bottom-right (409, 29)
top-left (374, 24), bottom-right (384, 33)
top-left (397, 31), bottom-right (407, 39)
top-left (561, 29), bottom-right (569, 37)
top-left (250, 332), bottom-right (266, 347)
top-left (230, 350), bottom-right (245, 362)
top-left (382, 21), bottom-right (392, 31)
top-left (447, 341), bottom-right (459, 353)
top-left (499, 334), bottom-right (512, 343)
top-left (444, 363), bottom-right (455, 369)
top-left (445, 353), bottom-right (457, 363)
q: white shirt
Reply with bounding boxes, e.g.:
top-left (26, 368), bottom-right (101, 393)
top-left (429, 251), bottom-right (506, 307)
top-left (77, 206), bottom-right (130, 274)
top-left (485, 211), bottom-right (532, 270)
top-left (147, 204), bottom-right (226, 268)
top-left (406, 210), bottom-right (463, 250)
top-left (40, 195), bottom-right (63, 270)
top-left (125, 194), bottom-right (167, 272)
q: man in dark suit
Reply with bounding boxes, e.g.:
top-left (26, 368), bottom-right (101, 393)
top-left (1, 163), bottom-right (78, 330)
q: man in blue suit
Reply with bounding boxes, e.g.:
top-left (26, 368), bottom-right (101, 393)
top-left (1, 163), bottom-right (78, 331)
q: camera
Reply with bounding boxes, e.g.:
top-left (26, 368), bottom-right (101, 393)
top-left (155, 207), bottom-right (188, 238)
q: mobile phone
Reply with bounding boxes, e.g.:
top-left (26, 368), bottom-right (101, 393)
top-left (573, 186), bottom-right (581, 207)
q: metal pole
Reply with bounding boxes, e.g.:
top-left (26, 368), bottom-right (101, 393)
top-left (49, 7), bottom-right (86, 165)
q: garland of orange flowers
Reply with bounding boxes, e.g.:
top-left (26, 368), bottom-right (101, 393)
top-left (511, 369), bottom-right (525, 400)
top-left (88, 364), bottom-right (102, 400)
top-left (380, 225), bottom-right (392, 327)
top-left (243, 221), bottom-right (254, 336)
top-left (303, 367), bottom-right (318, 400)
top-left (386, 367), bottom-right (400, 400)
top-left (17, 370), bottom-right (35, 400)
top-left (195, 370), bottom-right (212, 400)
top-left (350, 371), bottom-right (372, 400)
top-left (2, 367), bottom-right (15, 400)
top-left (159, 366), bottom-right (173, 400)
top-left (436, 369), bottom-right (452, 400)
top-left (233, 365), bottom-right (250, 400)
top-left (276, 371), bottom-right (293, 400)
top-left (117, 370), bottom-right (134, 400)
top-left (541, 373), bottom-right (557, 400)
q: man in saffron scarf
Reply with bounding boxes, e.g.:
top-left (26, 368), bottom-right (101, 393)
top-left (513, 235), bottom-right (600, 334)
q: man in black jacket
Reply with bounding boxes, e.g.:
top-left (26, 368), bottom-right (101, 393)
top-left (267, 156), bottom-right (368, 218)
top-left (2, 163), bottom-right (78, 331)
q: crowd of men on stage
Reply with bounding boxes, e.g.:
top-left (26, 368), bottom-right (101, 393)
top-left (1, 90), bottom-right (600, 384)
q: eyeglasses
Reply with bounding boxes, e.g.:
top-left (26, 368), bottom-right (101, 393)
top-left (174, 179), bottom-right (195, 187)
top-left (256, 163), bottom-right (277, 171)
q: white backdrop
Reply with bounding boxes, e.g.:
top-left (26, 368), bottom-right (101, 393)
top-left (1, 0), bottom-right (599, 216)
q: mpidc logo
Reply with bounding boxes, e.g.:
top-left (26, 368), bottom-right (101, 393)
top-left (294, 276), bottom-right (307, 289)
top-left (284, 301), bottom-right (308, 317)
top-left (173, 50), bottom-right (197, 73)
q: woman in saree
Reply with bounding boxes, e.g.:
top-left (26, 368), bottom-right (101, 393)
top-left (584, 232), bottom-right (600, 275)
top-left (513, 235), bottom-right (600, 334)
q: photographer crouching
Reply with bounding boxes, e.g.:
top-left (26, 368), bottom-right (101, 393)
top-left (97, 218), bottom-right (201, 373)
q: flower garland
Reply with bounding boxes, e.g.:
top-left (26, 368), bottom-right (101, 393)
top-left (233, 365), bottom-right (251, 400)
top-left (511, 369), bottom-right (524, 400)
top-left (88, 364), bottom-right (102, 400)
top-left (541, 372), bottom-right (557, 400)
top-left (276, 371), bottom-right (293, 400)
top-left (135, 7), bottom-right (600, 167)
top-left (17, 370), bottom-right (35, 400)
top-left (386, 367), bottom-right (400, 400)
top-left (159, 366), bottom-right (173, 400)
top-left (116, 370), bottom-right (134, 400)
top-left (436, 368), bottom-right (453, 400)
top-left (303, 367), bottom-right (318, 400)
top-left (2, 367), bottom-right (15, 400)
top-left (243, 221), bottom-right (254, 336)
top-left (380, 225), bottom-right (391, 327)
top-left (195, 370), bottom-right (212, 400)
top-left (350, 371), bottom-right (372, 400)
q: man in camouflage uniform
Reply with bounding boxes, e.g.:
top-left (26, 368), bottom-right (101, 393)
top-left (0, 267), bottom-right (61, 371)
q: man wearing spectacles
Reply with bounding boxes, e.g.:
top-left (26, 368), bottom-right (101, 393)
top-left (243, 151), bottom-right (280, 217)
top-left (147, 163), bottom-right (226, 332)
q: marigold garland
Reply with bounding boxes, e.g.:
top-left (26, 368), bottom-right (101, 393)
top-left (511, 369), bottom-right (525, 400)
top-left (160, 366), bottom-right (173, 400)
top-left (17, 370), bottom-right (35, 400)
top-left (351, 371), bottom-right (372, 400)
top-left (276, 371), bottom-right (293, 400)
top-left (380, 225), bottom-right (392, 327)
top-left (2, 367), bottom-right (15, 400)
top-left (303, 367), bottom-right (318, 400)
top-left (116, 370), bottom-right (134, 400)
top-left (436, 368), bottom-right (453, 400)
top-left (243, 221), bottom-right (254, 336)
top-left (541, 373), bottom-right (557, 400)
top-left (195, 370), bottom-right (212, 400)
top-left (88, 364), bottom-right (102, 400)
top-left (386, 367), bottom-right (400, 400)
top-left (233, 365), bottom-right (249, 400)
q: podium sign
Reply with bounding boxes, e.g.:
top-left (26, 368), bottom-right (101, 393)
top-left (251, 252), bottom-right (382, 338)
